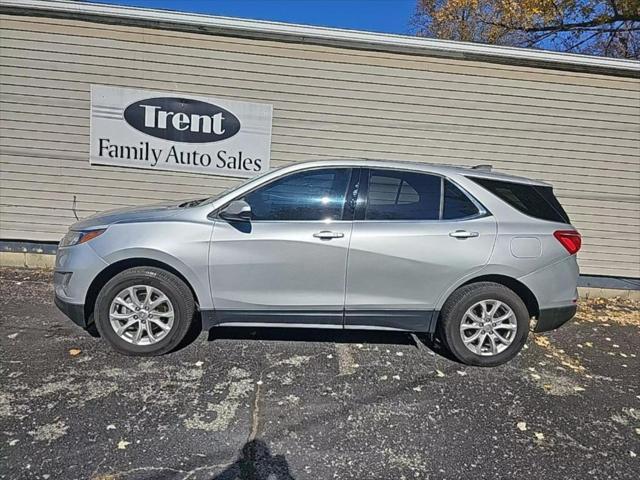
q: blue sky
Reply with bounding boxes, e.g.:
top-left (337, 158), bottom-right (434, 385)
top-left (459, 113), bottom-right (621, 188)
top-left (93, 0), bottom-right (419, 35)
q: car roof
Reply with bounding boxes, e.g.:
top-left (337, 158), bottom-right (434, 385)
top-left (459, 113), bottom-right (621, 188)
top-left (283, 159), bottom-right (551, 186)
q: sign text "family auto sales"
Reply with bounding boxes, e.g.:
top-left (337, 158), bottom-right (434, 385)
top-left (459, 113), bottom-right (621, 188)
top-left (90, 85), bottom-right (273, 177)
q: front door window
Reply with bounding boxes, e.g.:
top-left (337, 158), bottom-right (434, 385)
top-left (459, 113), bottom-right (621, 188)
top-left (243, 168), bottom-right (351, 221)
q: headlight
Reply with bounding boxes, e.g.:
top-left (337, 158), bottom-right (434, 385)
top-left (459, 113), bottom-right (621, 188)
top-left (59, 229), bottom-right (106, 247)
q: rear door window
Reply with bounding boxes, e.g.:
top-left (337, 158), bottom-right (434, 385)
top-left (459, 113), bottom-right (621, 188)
top-left (469, 177), bottom-right (570, 223)
top-left (365, 170), bottom-right (441, 220)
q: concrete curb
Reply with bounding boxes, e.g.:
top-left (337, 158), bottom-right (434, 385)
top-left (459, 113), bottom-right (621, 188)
top-left (0, 251), bottom-right (56, 269)
top-left (578, 287), bottom-right (640, 300)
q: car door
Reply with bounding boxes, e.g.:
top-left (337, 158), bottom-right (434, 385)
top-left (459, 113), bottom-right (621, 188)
top-left (210, 167), bottom-right (357, 326)
top-left (344, 168), bottom-right (497, 331)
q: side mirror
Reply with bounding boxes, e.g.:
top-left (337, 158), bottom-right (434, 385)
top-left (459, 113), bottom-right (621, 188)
top-left (219, 200), bottom-right (252, 222)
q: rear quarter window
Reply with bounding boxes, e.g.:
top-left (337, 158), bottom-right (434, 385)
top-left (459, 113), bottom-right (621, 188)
top-left (443, 180), bottom-right (480, 220)
top-left (469, 177), bottom-right (570, 224)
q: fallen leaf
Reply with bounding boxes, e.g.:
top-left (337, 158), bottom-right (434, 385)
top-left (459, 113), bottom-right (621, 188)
top-left (456, 370), bottom-right (467, 376)
top-left (392, 375), bottom-right (400, 380)
top-left (396, 351), bottom-right (403, 356)
top-left (573, 386), bottom-right (586, 392)
top-left (413, 386), bottom-right (422, 392)
top-left (8, 439), bottom-right (19, 446)
top-left (531, 373), bottom-right (541, 380)
top-left (435, 370), bottom-right (445, 378)
top-left (7, 333), bottom-right (18, 339)
top-left (106, 424), bottom-right (116, 430)
top-left (69, 348), bottom-right (82, 356)
top-left (585, 342), bottom-right (593, 347)
top-left (117, 439), bottom-right (131, 450)
top-left (533, 336), bottom-right (551, 348)
top-left (630, 451), bottom-right (637, 458)
top-left (534, 432), bottom-right (545, 440)
top-left (194, 361), bottom-right (204, 367)
top-left (517, 422), bottom-right (527, 431)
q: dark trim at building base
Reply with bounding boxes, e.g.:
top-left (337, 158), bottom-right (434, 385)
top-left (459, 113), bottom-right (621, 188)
top-left (2, 240), bottom-right (58, 255)
top-left (578, 275), bottom-right (640, 291)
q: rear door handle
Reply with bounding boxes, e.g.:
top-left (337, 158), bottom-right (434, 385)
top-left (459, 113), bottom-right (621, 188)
top-left (313, 231), bottom-right (345, 239)
top-left (449, 230), bottom-right (479, 239)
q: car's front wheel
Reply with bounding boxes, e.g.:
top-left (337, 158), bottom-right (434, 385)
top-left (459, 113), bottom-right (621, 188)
top-left (94, 267), bottom-right (195, 356)
top-left (439, 282), bottom-right (530, 367)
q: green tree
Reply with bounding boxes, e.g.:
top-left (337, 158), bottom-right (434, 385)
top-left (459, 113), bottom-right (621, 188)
top-left (414, 0), bottom-right (640, 59)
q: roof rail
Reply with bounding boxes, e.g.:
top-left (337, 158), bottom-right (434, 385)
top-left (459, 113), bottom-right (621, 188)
top-left (471, 164), bottom-right (493, 171)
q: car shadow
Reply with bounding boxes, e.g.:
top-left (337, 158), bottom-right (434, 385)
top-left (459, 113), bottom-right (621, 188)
top-left (205, 324), bottom-right (462, 363)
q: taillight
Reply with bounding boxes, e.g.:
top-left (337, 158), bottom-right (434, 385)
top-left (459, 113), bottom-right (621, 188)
top-left (554, 230), bottom-right (581, 255)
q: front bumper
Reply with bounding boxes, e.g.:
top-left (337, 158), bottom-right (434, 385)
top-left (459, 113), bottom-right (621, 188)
top-left (54, 294), bottom-right (88, 328)
top-left (533, 304), bottom-right (577, 333)
top-left (54, 241), bottom-right (108, 304)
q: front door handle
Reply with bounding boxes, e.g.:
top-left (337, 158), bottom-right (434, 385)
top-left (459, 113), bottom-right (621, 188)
top-left (449, 230), bottom-right (479, 239)
top-left (313, 231), bottom-right (345, 240)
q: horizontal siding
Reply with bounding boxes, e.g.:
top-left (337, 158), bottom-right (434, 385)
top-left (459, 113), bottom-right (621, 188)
top-left (3, 16), bottom-right (639, 91)
top-left (1, 14), bottom-right (639, 278)
top-left (2, 40), bottom-right (638, 114)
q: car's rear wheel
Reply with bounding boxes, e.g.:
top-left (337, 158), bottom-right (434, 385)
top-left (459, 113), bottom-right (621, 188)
top-left (439, 282), bottom-right (530, 367)
top-left (94, 267), bottom-right (195, 356)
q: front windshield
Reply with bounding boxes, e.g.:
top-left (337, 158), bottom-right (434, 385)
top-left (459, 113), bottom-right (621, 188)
top-left (201, 165), bottom-right (285, 205)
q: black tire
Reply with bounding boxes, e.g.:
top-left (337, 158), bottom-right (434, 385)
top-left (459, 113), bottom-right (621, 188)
top-left (439, 282), bottom-right (529, 367)
top-left (94, 267), bottom-right (195, 356)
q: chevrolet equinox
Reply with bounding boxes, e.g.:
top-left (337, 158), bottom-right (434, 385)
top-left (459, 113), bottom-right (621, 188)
top-left (54, 160), bottom-right (580, 366)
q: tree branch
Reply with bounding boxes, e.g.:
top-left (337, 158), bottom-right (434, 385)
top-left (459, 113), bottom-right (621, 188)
top-left (524, 15), bottom-right (640, 33)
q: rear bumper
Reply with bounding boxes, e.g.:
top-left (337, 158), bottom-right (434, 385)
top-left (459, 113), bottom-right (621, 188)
top-left (533, 304), bottom-right (577, 333)
top-left (54, 294), bottom-right (88, 328)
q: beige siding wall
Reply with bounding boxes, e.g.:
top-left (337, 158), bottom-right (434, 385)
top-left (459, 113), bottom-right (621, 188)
top-left (1, 14), bottom-right (639, 277)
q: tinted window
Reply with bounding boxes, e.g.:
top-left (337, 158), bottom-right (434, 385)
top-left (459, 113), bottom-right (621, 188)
top-left (443, 180), bottom-right (479, 219)
top-left (244, 168), bottom-right (351, 221)
top-left (470, 177), bottom-right (570, 223)
top-left (365, 170), bottom-right (440, 220)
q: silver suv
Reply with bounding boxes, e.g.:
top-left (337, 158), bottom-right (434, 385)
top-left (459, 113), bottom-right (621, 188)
top-left (54, 160), bottom-right (581, 366)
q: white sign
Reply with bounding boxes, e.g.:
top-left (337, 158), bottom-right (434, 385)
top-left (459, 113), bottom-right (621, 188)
top-left (90, 85), bottom-right (272, 177)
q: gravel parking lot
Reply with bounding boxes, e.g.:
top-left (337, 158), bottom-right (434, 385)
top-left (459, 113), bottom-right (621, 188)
top-left (1, 267), bottom-right (638, 480)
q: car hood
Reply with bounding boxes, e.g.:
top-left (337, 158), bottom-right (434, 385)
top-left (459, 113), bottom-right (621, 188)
top-left (70, 199), bottom-right (205, 230)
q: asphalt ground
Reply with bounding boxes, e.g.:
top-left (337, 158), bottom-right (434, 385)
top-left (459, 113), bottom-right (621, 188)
top-left (1, 267), bottom-right (638, 480)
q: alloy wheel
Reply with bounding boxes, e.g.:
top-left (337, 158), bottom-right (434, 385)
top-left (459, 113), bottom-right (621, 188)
top-left (459, 299), bottom-right (518, 356)
top-left (109, 285), bottom-right (174, 345)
